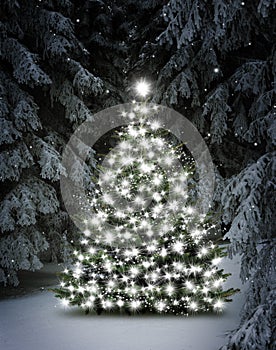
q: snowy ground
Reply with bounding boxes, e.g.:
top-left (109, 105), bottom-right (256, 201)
top-left (0, 255), bottom-right (247, 350)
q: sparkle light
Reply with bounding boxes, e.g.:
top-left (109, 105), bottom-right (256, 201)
top-left (214, 300), bottom-right (224, 310)
top-left (130, 300), bottom-right (141, 310)
top-left (189, 301), bottom-right (198, 310)
top-left (156, 301), bottom-right (166, 311)
top-left (61, 298), bottom-right (69, 307)
top-left (135, 79), bottom-right (150, 97)
top-left (117, 300), bottom-right (124, 307)
top-left (166, 284), bottom-right (175, 295)
top-left (173, 241), bottom-right (184, 253)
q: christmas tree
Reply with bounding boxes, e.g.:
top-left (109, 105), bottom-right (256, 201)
top-left (54, 81), bottom-right (237, 315)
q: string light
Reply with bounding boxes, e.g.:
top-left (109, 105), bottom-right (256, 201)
top-left (55, 101), bottom-right (236, 315)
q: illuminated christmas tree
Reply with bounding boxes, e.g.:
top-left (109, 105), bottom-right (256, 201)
top-left (55, 81), bottom-right (237, 315)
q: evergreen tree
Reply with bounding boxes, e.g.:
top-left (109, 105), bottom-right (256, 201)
top-left (0, 0), bottom-right (103, 286)
top-left (130, 0), bottom-right (275, 347)
top-left (54, 99), bottom-right (237, 314)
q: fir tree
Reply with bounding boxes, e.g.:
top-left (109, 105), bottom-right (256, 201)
top-left (130, 0), bottom-right (275, 347)
top-left (54, 97), bottom-right (237, 315)
top-left (0, 0), bottom-right (103, 286)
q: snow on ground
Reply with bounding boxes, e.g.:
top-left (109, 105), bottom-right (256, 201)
top-left (0, 254), bottom-right (246, 350)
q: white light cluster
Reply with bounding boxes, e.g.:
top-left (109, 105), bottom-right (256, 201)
top-left (58, 103), bottom-right (229, 315)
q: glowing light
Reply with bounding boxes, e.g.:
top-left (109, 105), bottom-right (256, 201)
top-left (102, 193), bottom-right (114, 205)
top-left (142, 261), bottom-right (151, 269)
top-left (85, 301), bottom-right (93, 308)
top-left (204, 270), bottom-right (213, 278)
top-left (186, 207), bottom-right (194, 214)
top-left (104, 261), bottom-right (113, 271)
top-left (165, 284), bottom-right (175, 295)
top-left (68, 285), bottom-right (75, 292)
top-left (214, 300), bottom-right (224, 310)
top-left (61, 298), bottom-right (69, 307)
top-left (189, 301), bottom-right (198, 310)
top-left (173, 241), bottom-right (184, 253)
top-left (130, 300), bottom-right (141, 309)
top-left (213, 278), bottom-right (224, 288)
top-left (152, 175), bottom-right (162, 185)
top-left (185, 281), bottom-right (194, 290)
top-left (147, 244), bottom-right (157, 252)
top-left (122, 275), bottom-right (129, 283)
top-left (212, 257), bottom-right (222, 265)
top-left (140, 163), bottom-right (153, 173)
top-left (130, 267), bottom-right (139, 276)
top-left (88, 247), bottom-right (96, 254)
top-left (104, 232), bottom-right (115, 245)
top-left (74, 267), bottom-right (83, 278)
top-left (156, 301), bottom-right (166, 311)
top-left (78, 254), bottom-right (84, 261)
top-left (200, 247), bottom-right (208, 255)
top-left (160, 248), bottom-right (167, 257)
top-left (147, 284), bottom-right (155, 292)
top-left (117, 300), bottom-right (124, 307)
top-left (104, 300), bottom-right (113, 309)
top-left (130, 286), bottom-right (138, 295)
top-left (131, 248), bottom-right (139, 256)
top-left (150, 271), bottom-right (159, 282)
top-left (191, 229), bottom-right (201, 238)
top-left (107, 280), bottom-right (116, 287)
top-left (135, 79), bottom-right (150, 97)
top-left (151, 120), bottom-right (161, 130)
top-left (89, 295), bottom-right (96, 302)
top-left (152, 192), bottom-right (162, 202)
top-left (83, 229), bottom-right (91, 237)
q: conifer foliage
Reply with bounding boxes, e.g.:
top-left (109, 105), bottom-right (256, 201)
top-left (132, 0), bottom-right (275, 347)
top-left (0, 0), bottom-right (103, 286)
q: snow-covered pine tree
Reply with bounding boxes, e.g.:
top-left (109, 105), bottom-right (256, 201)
top-left (74, 0), bottom-right (167, 107)
top-left (0, 0), bottom-right (103, 286)
top-left (73, 0), bottom-right (131, 108)
top-left (130, 0), bottom-right (275, 348)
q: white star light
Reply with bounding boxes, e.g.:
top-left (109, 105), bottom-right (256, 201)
top-left (135, 79), bottom-right (150, 97)
top-left (117, 300), bottom-right (124, 307)
top-left (130, 300), bottom-right (141, 310)
top-left (61, 298), bottom-right (69, 307)
top-left (156, 301), bottom-right (166, 311)
top-left (166, 284), bottom-right (175, 295)
top-left (189, 301), bottom-right (198, 310)
top-left (214, 300), bottom-right (224, 310)
top-left (173, 241), bottom-right (184, 253)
